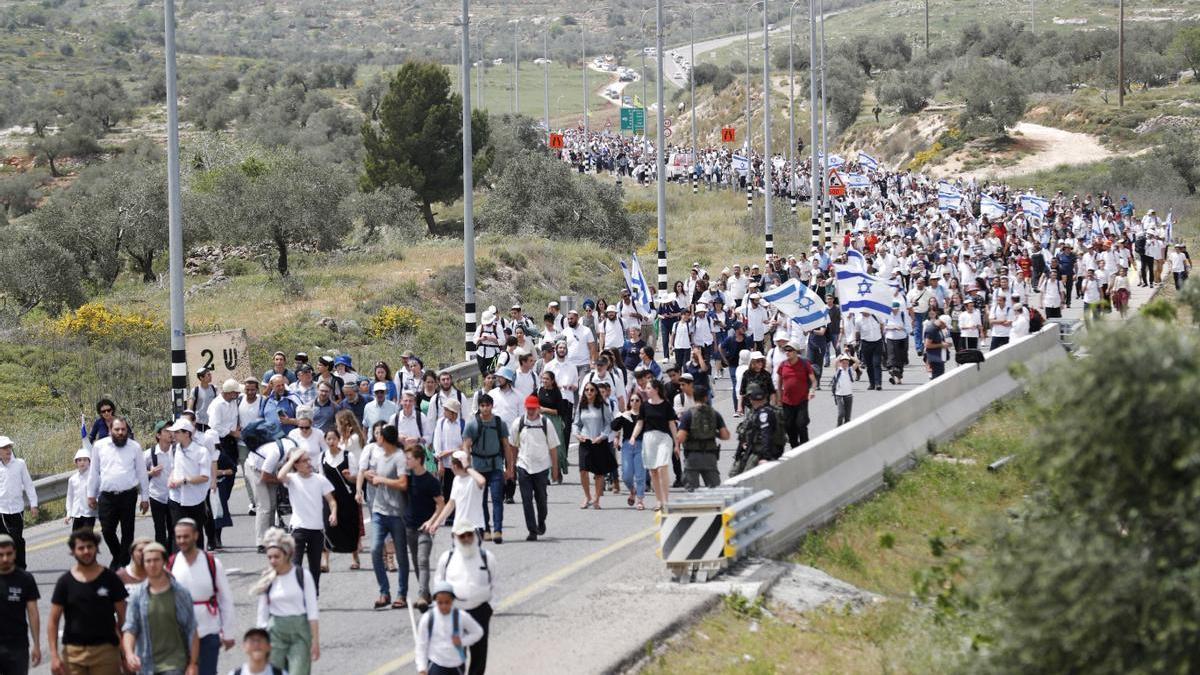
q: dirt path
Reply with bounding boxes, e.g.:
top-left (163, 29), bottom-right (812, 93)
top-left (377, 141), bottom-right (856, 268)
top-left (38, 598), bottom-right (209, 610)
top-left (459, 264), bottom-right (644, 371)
top-left (943, 122), bottom-right (1115, 180)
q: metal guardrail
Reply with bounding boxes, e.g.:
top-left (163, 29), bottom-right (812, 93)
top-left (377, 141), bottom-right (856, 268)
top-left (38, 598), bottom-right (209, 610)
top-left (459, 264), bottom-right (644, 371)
top-left (33, 358), bottom-right (485, 506)
top-left (655, 487), bottom-right (774, 583)
top-left (1049, 317), bottom-right (1085, 353)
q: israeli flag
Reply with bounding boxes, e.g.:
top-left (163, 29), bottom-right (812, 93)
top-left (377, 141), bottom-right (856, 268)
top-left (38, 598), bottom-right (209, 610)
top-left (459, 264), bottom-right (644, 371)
top-left (732, 154), bottom-right (750, 174)
top-left (938, 180), bottom-right (963, 197)
top-left (938, 190), bottom-right (964, 212)
top-left (620, 254), bottom-right (657, 319)
top-left (980, 195), bottom-right (1007, 219)
top-left (845, 248), bottom-right (868, 272)
top-left (761, 279), bottom-right (830, 331)
top-left (858, 151), bottom-right (879, 172)
top-left (1020, 194), bottom-right (1049, 220)
top-left (834, 266), bottom-right (895, 321)
top-left (845, 173), bottom-right (871, 189)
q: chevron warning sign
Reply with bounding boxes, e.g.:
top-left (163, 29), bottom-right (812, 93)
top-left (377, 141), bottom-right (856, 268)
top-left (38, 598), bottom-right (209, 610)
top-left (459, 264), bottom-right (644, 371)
top-left (656, 512), bottom-right (726, 562)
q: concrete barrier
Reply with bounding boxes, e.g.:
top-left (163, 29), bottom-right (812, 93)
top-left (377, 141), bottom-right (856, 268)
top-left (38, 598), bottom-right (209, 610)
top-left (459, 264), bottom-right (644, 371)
top-left (727, 323), bottom-right (1066, 557)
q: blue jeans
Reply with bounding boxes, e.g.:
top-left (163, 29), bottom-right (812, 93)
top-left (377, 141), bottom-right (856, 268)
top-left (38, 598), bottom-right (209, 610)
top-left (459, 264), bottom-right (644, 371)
top-left (478, 469), bottom-right (505, 535)
top-left (912, 312), bottom-right (927, 354)
top-left (621, 441), bottom-right (646, 498)
top-left (371, 512), bottom-right (409, 598)
top-left (198, 633), bottom-right (221, 675)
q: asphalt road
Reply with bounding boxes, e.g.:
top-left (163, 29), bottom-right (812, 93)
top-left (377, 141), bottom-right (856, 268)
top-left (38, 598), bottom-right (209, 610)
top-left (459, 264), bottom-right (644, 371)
top-left (17, 281), bottom-right (1149, 674)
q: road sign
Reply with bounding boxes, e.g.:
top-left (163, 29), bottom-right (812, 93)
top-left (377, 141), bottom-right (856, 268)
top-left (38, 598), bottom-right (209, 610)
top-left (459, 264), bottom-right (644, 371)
top-left (721, 127), bottom-right (736, 143)
top-left (548, 133), bottom-right (564, 149)
top-left (665, 127), bottom-right (673, 138)
top-left (664, 117), bottom-right (673, 128)
top-left (620, 107), bottom-right (645, 132)
top-left (828, 168), bottom-right (847, 198)
top-left (186, 329), bottom-right (250, 383)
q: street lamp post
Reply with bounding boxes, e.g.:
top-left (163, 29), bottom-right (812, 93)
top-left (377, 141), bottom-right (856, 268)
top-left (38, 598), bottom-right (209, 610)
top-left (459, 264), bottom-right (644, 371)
top-left (543, 27), bottom-right (551, 132)
top-left (513, 17), bottom-right (520, 114)
top-left (808, 0), bottom-right (820, 250)
top-left (655, 0), bottom-right (669, 293)
top-left (690, 8), bottom-right (698, 195)
top-left (460, 1), bottom-right (477, 361)
top-left (762, 0), bottom-right (774, 258)
top-left (788, 0), bottom-right (802, 218)
top-left (744, 3), bottom-right (759, 212)
top-left (163, 0), bottom-right (186, 416)
top-left (819, 0), bottom-right (831, 240)
top-left (582, 22), bottom-right (589, 165)
top-left (477, 28), bottom-right (485, 110)
top-left (640, 7), bottom-right (653, 161)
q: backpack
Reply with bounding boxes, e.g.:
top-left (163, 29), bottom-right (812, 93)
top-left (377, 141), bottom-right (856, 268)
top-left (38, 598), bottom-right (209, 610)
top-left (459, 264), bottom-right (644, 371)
top-left (426, 607), bottom-right (465, 660)
top-left (516, 416), bottom-right (552, 449)
top-left (168, 550), bottom-right (219, 614)
top-left (266, 566), bottom-right (306, 611)
top-left (242, 418), bottom-right (284, 450)
top-left (684, 404), bottom-right (719, 452)
top-left (439, 546), bottom-right (492, 585)
top-left (237, 667), bottom-right (284, 675)
top-left (467, 414), bottom-right (502, 459)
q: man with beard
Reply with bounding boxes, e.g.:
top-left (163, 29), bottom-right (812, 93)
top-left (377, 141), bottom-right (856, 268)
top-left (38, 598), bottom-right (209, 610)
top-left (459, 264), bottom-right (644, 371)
top-left (48, 529), bottom-right (128, 675)
top-left (0, 534), bottom-right (41, 674)
top-left (87, 417), bottom-right (150, 569)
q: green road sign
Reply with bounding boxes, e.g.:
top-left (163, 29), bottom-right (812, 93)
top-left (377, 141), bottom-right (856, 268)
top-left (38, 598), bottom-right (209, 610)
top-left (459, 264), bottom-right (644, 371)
top-left (620, 107), bottom-right (645, 132)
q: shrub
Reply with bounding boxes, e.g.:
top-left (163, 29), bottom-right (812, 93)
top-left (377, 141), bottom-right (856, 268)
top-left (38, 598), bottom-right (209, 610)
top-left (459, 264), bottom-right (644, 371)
top-left (368, 305), bottom-right (422, 340)
top-left (50, 303), bottom-right (164, 348)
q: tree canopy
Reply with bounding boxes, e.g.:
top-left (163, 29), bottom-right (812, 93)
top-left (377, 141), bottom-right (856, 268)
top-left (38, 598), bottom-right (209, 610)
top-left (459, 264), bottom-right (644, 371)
top-left (360, 61), bottom-right (492, 234)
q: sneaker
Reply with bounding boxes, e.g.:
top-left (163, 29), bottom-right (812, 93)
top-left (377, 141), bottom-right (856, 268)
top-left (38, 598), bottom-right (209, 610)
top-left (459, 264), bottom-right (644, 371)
top-left (526, 532), bottom-right (538, 541)
top-left (504, 497), bottom-right (516, 505)
top-left (483, 531), bottom-right (493, 541)
top-left (493, 534), bottom-right (503, 544)
top-left (248, 507), bottom-right (256, 516)
top-left (538, 523), bottom-right (546, 536)
top-left (373, 596), bottom-right (391, 610)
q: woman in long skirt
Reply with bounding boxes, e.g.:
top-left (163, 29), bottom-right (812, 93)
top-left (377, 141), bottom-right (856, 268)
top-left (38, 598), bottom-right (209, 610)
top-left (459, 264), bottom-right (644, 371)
top-left (320, 429), bottom-right (361, 572)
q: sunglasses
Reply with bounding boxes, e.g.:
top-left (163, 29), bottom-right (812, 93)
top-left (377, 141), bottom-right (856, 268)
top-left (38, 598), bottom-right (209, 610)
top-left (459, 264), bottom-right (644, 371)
top-left (298, 424), bottom-right (312, 430)
top-left (100, 408), bottom-right (114, 414)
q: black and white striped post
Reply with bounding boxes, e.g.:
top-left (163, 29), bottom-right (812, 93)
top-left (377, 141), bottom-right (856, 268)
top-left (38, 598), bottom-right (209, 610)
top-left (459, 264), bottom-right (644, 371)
top-left (823, 201), bottom-right (833, 244)
top-left (746, 184), bottom-right (753, 212)
top-left (655, 0), bottom-right (669, 294)
top-left (164, 0), bottom-right (187, 416)
top-left (461, 0), bottom-right (478, 362)
top-left (657, 248), bottom-right (668, 293)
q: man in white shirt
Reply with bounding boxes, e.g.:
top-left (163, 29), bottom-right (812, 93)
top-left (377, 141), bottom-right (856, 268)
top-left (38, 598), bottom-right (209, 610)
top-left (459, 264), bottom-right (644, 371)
top-left (170, 518), bottom-right (236, 674)
top-left (487, 369), bottom-right (524, 432)
top-left (87, 417), bottom-right (149, 569)
top-left (561, 310), bottom-right (598, 376)
top-left (511, 350), bottom-right (540, 399)
top-left (544, 342), bottom-right (579, 405)
top-left (144, 421), bottom-right (175, 551)
top-left (433, 520), bottom-right (497, 675)
top-left (0, 437), bottom-right (37, 569)
top-left (207, 379), bottom-right (242, 478)
top-left (167, 419), bottom-right (213, 551)
top-left (391, 391), bottom-right (432, 449)
top-left (854, 312), bottom-right (885, 390)
top-left (599, 306), bottom-right (628, 352)
top-left (363, 382), bottom-right (398, 441)
top-left (510, 396), bottom-right (559, 542)
top-left (744, 294), bottom-right (770, 350)
top-left (287, 365), bottom-right (317, 407)
top-left (237, 378), bottom-right (263, 517)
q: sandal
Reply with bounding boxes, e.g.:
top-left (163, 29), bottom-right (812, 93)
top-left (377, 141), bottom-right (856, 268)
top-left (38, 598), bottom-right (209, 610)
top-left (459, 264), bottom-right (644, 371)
top-left (636, 500), bottom-right (645, 511)
top-left (627, 495), bottom-right (635, 507)
top-left (320, 564), bottom-right (330, 573)
top-left (592, 501), bottom-right (601, 510)
top-left (373, 596), bottom-right (391, 610)
top-left (392, 598), bottom-right (408, 609)
top-left (580, 499), bottom-right (592, 509)
top-left (349, 562), bottom-right (361, 570)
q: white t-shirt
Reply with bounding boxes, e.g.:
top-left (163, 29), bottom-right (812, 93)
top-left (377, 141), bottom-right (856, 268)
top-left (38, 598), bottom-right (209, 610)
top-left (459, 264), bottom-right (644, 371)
top-left (562, 324), bottom-right (596, 367)
top-left (287, 428), bottom-right (329, 465)
top-left (284, 472), bottom-right (334, 531)
top-left (509, 414), bottom-right (557, 474)
top-left (449, 473), bottom-right (485, 530)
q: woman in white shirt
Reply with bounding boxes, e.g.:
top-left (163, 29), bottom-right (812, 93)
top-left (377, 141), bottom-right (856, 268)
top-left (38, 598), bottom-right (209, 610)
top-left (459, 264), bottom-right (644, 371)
top-left (253, 528), bottom-right (320, 675)
top-left (958, 298), bottom-right (983, 350)
top-left (287, 407), bottom-right (329, 465)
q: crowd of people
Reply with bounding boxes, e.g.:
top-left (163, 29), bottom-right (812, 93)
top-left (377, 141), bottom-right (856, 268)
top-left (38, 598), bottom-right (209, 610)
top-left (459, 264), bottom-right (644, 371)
top-left (0, 150), bottom-right (1188, 675)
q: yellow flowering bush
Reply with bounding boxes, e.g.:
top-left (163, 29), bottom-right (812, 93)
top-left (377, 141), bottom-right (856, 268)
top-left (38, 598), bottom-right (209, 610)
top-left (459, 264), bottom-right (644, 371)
top-left (908, 142), bottom-right (944, 171)
top-left (368, 305), bottom-right (422, 340)
top-left (51, 303), bottom-right (165, 346)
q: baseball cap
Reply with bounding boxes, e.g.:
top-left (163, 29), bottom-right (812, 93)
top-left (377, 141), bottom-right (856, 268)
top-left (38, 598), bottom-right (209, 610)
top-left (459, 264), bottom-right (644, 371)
top-left (74, 448), bottom-right (90, 461)
top-left (747, 386), bottom-right (766, 400)
top-left (452, 520), bottom-right (477, 535)
top-left (680, 373), bottom-right (694, 382)
top-left (444, 399), bottom-right (462, 414)
top-left (451, 450), bottom-right (469, 464)
top-left (372, 382), bottom-right (388, 393)
top-left (168, 419), bottom-right (195, 434)
top-left (153, 420), bottom-right (171, 434)
top-left (296, 364), bottom-right (313, 374)
top-left (431, 580), bottom-right (459, 599)
top-left (221, 378), bottom-right (241, 393)
top-left (524, 395), bottom-right (541, 409)
top-left (194, 367), bottom-right (210, 377)
top-left (0, 436), bottom-right (13, 448)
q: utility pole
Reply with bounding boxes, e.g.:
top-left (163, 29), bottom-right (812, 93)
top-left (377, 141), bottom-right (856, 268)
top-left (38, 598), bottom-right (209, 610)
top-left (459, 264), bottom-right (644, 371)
top-left (808, 0), bottom-right (820, 251)
top-left (924, 0), bottom-right (929, 56)
top-left (789, 0), bottom-right (800, 217)
top-left (1118, 0), bottom-right (1126, 108)
top-left (655, 0), bottom-right (669, 293)
top-left (460, 0), bottom-right (477, 361)
top-left (164, 0), bottom-right (186, 416)
top-left (477, 29), bottom-right (485, 110)
top-left (744, 3), bottom-right (760, 213)
top-left (762, 0), bottom-right (774, 258)
top-left (690, 8), bottom-right (698, 196)
top-left (582, 23), bottom-right (589, 153)
top-left (513, 16), bottom-right (520, 114)
top-left (544, 27), bottom-right (551, 132)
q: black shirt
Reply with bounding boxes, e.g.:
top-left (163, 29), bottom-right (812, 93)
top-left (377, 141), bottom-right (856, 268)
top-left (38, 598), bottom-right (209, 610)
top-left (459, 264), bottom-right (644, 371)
top-left (51, 567), bottom-right (128, 646)
top-left (404, 471), bottom-right (442, 529)
top-left (0, 569), bottom-right (40, 646)
top-left (639, 400), bottom-right (678, 435)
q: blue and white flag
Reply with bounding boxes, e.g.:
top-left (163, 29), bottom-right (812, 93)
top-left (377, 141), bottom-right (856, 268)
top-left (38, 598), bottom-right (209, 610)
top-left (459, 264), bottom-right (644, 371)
top-left (938, 180), bottom-right (963, 197)
top-left (980, 195), bottom-right (1007, 219)
top-left (1020, 194), bottom-right (1049, 220)
top-left (858, 151), bottom-right (879, 172)
top-left (845, 248), bottom-right (868, 272)
top-left (761, 279), bottom-right (830, 331)
top-left (845, 173), bottom-right (871, 189)
top-left (1165, 211), bottom-right (1174, 242)
top-left (620, 254), bottom-right (656, 318)
top-left (834, 266), bottom-right (895, 321)
top-left (732, 154), bottom-right (750, 174)
top-left (827, 154), bottom-right (845, 168)
top-left (938, 190), bottom-right (964, 212)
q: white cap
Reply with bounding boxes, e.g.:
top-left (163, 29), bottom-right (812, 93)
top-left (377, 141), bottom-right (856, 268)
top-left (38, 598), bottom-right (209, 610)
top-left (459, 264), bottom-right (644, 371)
top-left (168, 419), bottom-right (195, 434)
top-left (222, 378), bottom-right (242, 393)
top-left (373, 382), bottom-right (388, 393)
top-left (749, 351), bottom-right (766, 361)
top-left (74, 448), bottom-right (90, 461)
top-left (452, 520), bottom-right (477, 535)
top-left (452, 450), bottom-right (470, 464)
top-left (443, 399), bottom-right (462, 414)
top-left (0, 435), bottom-right (11, 448)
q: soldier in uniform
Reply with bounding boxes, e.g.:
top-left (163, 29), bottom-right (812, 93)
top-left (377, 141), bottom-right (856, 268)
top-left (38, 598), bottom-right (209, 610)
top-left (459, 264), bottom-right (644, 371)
top-left (675, 385), bottom-right (730, 491)
top-left (731, 386), bottom-right (784, 477)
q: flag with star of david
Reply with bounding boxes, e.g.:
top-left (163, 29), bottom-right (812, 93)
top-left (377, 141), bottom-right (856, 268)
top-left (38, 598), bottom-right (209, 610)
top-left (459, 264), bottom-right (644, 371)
top-left (760, 279), bottom-right (830, 331)
top-left (834, 265), bottom-right (895, 321)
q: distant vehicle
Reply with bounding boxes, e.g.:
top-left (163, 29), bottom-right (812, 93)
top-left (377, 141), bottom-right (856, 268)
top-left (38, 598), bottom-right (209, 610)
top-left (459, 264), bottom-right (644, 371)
top-left (673, 54), bottom-right (683, 63)
top-left (767, 23), bottom-right (775, 31)
top-left (533, 57), bottom-right (552, 65)
top-left (622, 95), bottom-right (632, 105)
top-left (619, 71), bottom-right (636, 82)
top-left (643, 47), bottom-right (657, 55)
top-left (493, 57), bottom-right (504, 65)
top-left (605, 88), bottom-right (619, 98)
